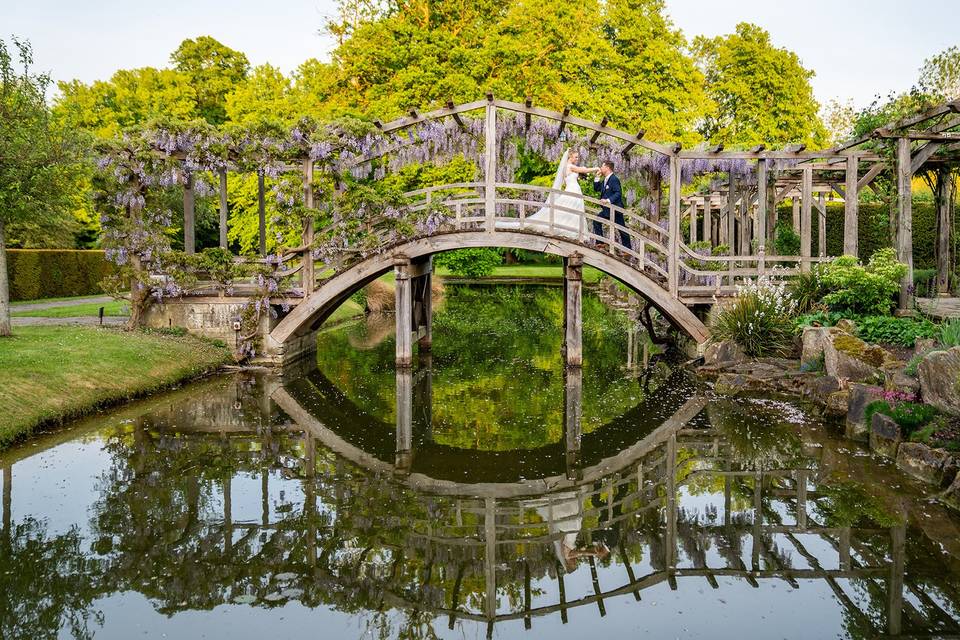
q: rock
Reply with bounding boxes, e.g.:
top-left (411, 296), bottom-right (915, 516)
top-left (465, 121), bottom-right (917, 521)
top-left (845, 383), bottom-right (875, 442)
top-left (823, 332), bottom-right (893, 383)
top-left (801, 326), bottom-right (837, 370)
top-left (918, 347), bottom-right (960, 414)
top-left (897, 442), bottom-right (960, 487)
top-left (835, 318), bottom-right (858, 334)
top-left (940, 473), bottom-right (960, 512)
top-left (703, 340), bottom-right (746, 367)
top-left (714, 373), bottom-right (749, 396)
top-left (804, 375), bottom-right (840, 406)
top-left (915, 337), bottom-right (938, 355)
top-left (883, 364), bottom-right (920, 398)
top-left (869, 413), bottom-right (902, 459)
top-left (825, 390), bottom-right (849, 417)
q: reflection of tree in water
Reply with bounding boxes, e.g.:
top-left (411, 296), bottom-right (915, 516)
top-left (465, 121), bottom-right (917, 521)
top-left (0, 518), bottom-right (103, 640)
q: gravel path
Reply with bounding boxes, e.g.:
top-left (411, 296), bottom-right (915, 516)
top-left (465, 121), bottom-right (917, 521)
top-left (12, 295), bottom-right (115, 312)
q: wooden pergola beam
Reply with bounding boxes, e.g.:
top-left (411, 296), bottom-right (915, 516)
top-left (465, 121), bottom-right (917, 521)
top-left (589, 117), bottom-right (609, 145)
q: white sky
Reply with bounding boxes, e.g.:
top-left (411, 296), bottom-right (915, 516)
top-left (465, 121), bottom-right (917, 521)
top-left (6, 0), bottom-right (958, 109)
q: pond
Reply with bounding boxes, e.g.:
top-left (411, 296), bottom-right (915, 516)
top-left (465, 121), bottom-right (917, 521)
top-left (2, 285), bottom-right (960, 640)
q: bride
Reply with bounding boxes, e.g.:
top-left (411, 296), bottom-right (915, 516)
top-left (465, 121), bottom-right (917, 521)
top-left (500, 150), bottom-right (597, 237)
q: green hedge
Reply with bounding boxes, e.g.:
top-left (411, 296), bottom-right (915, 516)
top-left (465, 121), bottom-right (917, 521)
top-left (5, 250), bottom-right (117, 301)
top-left (777, 200), bottom-right (956, 269)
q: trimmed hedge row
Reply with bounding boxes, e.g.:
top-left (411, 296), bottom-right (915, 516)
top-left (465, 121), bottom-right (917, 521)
top-left (777, 200), bottom-right (958, 269)
top-left (5, 250), bottom-right (117, 301)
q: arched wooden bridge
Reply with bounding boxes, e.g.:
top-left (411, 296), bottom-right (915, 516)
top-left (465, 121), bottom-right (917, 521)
top-left (249, 98), bottom-right (839, 364)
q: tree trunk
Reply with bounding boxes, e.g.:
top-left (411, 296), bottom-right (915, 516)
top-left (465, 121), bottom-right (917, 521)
top-left (0, 219), bottom-right (11, 337)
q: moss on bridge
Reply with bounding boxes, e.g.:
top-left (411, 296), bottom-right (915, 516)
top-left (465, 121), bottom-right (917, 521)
top-left (0, 326), bottom-right (231, 448)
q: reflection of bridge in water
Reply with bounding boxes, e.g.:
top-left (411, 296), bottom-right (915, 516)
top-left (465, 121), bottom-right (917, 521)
top-left (44, 370), bottom-right (953, 639)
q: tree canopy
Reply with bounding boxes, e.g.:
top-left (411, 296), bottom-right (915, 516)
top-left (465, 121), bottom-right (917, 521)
top-left (693, 23), bottom-right (826, 147)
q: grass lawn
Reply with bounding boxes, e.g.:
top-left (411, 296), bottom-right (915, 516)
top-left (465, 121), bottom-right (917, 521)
top-left (0, 326), bottom-right (231, 447)
top-left (12, 300), bottom-right (129, 318)
top-left (325, 298), bottom-right (364, 324)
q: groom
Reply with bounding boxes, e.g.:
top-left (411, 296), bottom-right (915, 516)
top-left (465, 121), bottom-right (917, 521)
top-left (592, 161), bottom-right (631, 250)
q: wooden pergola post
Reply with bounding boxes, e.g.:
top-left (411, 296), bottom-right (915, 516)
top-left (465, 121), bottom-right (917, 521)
top-left (792, 196), bottom-right (801, 234)
top-left (183, 172), bottom-right (195, 254)
top-left (818, 193), bottom-right (826, 258)
top-left (218, 170), bottom-right (229, 249)
top-left (936, 168), bottom-right (954, 296)
top-left (668, 156), bottom-right (681, 296)
top-left (727, 174), bottom-right (737, 255)
top-left (302, 159), bottom-right (315, 296)
top-left (800, 167), bottom-right (813, 272)
top-left (896, 137), bottom-right (914, 309)
top-left (757, 161), bottom-right (768, 273)
top-left (844, 155), bottom-right (859, 256)
top-left (257, 171), bottom-right (267, 256)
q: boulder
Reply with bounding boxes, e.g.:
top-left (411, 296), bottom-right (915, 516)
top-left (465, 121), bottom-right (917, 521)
top-left (804, 375), bottom-right (841, 405)
top-left (825, 391), bottom-right (849, 417)
top-left (801, 326), bottom-right (837, 370)
top-left (869, 413), bottom-right (902, 459)
top-left (918, 347), bottom-right (960, 415)
top-left (835, 318), bottom-right (858, 334)
top-left (897, 442), bottom-right (959, 488)
top-left (883, 364), bottom-right (920, 398)
top-left (824, 332), bottom-right (894, 383)
top-left (703, 340), bottom-right (746, 367)
top-left (845, 383), bottom-right (874, 442)
top-left (915, 337), bottom-right (938, 355)
top-left (940, 473), bottom-right (960, 512)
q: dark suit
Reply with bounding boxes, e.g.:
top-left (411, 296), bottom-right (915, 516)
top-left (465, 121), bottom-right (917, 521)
top-left (592, 173), bottom-right (631, 250)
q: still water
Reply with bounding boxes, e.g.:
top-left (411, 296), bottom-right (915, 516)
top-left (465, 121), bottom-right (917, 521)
top-left (2, 286), bottom-right (960, 639)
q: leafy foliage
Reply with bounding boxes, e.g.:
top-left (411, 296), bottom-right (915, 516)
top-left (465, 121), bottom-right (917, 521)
top-left (693, 23), bottom-right (826, 146)
top-left (939, 318), bottom-right (960, 347)
top-left (854, 315), bottom-right (937, 347)
top-left (865, 399), bottom-right (938, 436)
top-left (711, 274), bottom-right (798, 357)
top-left (434, 248), bottom-right (503, 278)
top-left (818, 248), bottom-right (907, 316)
top-left (773, 220), bottom-right (800, 256)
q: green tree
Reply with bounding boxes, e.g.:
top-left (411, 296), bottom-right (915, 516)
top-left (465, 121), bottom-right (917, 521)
top-left (0, 38), bottom-right (86, 335)
top-left (171, 36), bottom-right (250, 124)
top-left (55, 67), bottom-right (197, 138)
top-left (919, 45), bottom-right (960, 101)
top-left (225, 63), bottom-right (296, 125)
top-left (694, 23), bottom-right (826, 146)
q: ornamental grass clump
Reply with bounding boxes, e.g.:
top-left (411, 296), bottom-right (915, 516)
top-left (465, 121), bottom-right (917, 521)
top-left (711, 273), bottom-right (798, 357)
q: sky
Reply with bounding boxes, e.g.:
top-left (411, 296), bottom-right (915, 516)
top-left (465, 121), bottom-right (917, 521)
top-left (5, 0), bottom-right (958, 110)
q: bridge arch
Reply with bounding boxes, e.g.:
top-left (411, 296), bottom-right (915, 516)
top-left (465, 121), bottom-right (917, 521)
top-left (267, 230), bottom-right (710, 352)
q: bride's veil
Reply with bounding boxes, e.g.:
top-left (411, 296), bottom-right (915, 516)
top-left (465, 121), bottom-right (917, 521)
top-left (550, 149), bottom-right (571, 192)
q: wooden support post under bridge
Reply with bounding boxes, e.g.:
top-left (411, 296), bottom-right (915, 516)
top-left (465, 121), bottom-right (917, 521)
top-left (563, 254), bottom-right (583, 367)
top-left (394, 255), bottom-right (433, 368)
top-left (564, 366), bottom-right (583, 480)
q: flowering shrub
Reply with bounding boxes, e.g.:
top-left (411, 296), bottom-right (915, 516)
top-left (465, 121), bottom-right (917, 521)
top-left (711, 272), bottom-right (798, 357)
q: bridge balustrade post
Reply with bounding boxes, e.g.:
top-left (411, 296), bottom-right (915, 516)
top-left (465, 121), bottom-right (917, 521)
top-left (395, 257), bottom-right (413, 368)
top-left (484, 100), bottom-right (497, 233)
top-left (563, 254), bottom-right (583, 367)
top-left (668, 156), bottom-right (681, 297)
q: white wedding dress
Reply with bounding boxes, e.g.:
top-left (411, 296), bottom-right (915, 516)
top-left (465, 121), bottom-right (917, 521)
top-left (498, 150), bottom-right (585, 238)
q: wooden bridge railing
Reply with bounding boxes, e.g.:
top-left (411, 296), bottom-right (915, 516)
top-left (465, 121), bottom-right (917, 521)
top-left (259, 180), bottom-right (826, 305)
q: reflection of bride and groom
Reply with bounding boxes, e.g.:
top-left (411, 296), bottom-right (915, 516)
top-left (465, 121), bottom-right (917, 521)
top-left (500, 149), bottom-right (632, 251)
